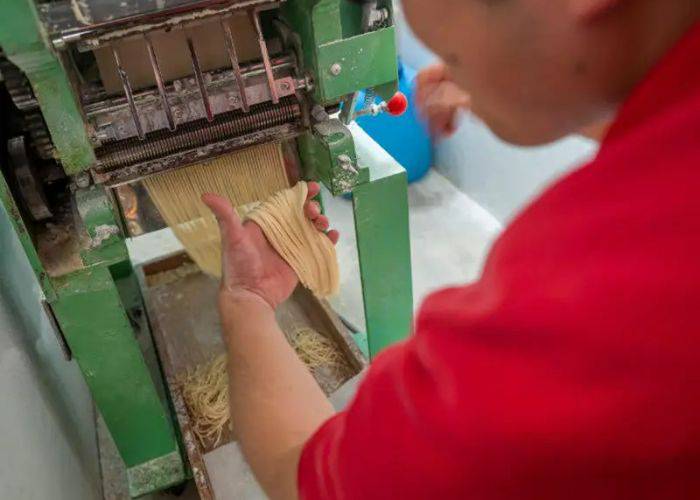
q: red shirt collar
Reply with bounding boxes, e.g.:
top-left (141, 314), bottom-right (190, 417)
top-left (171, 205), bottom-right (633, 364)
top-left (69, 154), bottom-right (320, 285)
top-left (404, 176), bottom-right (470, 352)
top-left (604, 21), bottom-right (700, 144)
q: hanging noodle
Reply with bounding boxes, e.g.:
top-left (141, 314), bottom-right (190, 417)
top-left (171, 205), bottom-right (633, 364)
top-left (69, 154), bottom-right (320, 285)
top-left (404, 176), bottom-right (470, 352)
top-left (149, 142), bottom-right (345, 447)
top-left (144, 142), bottom-right (290, 278)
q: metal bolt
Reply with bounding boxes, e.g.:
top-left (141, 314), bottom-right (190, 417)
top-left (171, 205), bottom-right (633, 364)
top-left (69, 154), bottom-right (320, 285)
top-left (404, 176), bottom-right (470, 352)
top-left (75, 172), bottom-right (91, 189)
top-left (330, 63), bottom-right (342, 76)
top-left (279, 81), bottom-right (291, 92)
top-left (303, 75), bottom-right (315, 91)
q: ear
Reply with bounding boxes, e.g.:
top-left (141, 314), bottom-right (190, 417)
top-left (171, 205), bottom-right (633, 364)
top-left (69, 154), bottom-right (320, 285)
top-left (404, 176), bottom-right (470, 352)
top-left (568, 0), bottom-right (620, 21)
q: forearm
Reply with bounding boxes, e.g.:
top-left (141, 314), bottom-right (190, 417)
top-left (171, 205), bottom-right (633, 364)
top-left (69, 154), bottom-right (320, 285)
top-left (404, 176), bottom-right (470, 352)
top-left (220, 291), bottom-right (335, 500)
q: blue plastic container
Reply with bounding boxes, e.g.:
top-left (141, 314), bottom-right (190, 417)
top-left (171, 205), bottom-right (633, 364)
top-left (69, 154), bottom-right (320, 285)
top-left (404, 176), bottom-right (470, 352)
top-left (354, 62), bottom-right (434, 183)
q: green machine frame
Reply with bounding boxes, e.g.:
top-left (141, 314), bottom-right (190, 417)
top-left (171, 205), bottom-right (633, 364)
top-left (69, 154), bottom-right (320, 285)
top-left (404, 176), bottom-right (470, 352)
top-left (0, 0), bottom-right (412, 495)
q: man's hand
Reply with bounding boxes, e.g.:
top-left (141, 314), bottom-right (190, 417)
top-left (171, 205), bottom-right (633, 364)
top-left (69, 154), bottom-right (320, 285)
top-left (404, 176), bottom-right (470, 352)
top-left (203, 181), bottom-right (337, 500)
top-left (415, 63), bottom-right (471, 138)
top-left (202, 181), bottom-right (339, 310)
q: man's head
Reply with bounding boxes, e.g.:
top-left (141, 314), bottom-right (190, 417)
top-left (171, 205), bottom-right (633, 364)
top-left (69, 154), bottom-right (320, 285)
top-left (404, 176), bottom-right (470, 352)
top-left (402, 0), bottom-right (699, 145)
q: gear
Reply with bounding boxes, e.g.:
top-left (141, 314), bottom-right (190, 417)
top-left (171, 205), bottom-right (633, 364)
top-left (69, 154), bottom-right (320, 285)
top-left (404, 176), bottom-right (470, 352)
top-left (0, 59), bottom-right (38, 111)
top-left (1, 59), bottom-right (55, 160)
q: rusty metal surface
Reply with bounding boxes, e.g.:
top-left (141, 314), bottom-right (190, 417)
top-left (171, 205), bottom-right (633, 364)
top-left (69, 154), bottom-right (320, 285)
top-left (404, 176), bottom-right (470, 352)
top-left (93, 98), bottom-right (301, 180)
top-left (93, 121), bottom-right (303, 186)
top-left (85, 56), bottom-right (298, 143)
top-left (145, 261), bottom-right (215, 499)
top-left (141, 255), bottom-right (363, 498)
top-left (7, 136), bottom-right (52, 221)
top-left (40, 0), bottom-right (282, 49)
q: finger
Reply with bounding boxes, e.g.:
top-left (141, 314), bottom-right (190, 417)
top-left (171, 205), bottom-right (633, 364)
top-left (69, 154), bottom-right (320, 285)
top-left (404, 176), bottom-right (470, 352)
top-left (415, 63), bottom-right (449, 89)
top-left (326, 229), bottom-right (340, 246)
top-left (306, 181), bottom-right (321, 200)
top-left (415, 63), bottom-right (449, 107)
top-left (314, 215), bottom-right (329, 232)
top-left (201, 193), bottom-right (245, 246)
top-left (434, 117), bottom-right (456, 138)
top-left (424, 107), bottom-right (456, 138)
top-left (305, 200), bottom-right (321, 220)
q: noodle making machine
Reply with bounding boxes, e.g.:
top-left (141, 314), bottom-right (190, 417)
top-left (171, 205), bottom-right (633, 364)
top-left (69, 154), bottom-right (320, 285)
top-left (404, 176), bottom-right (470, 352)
top-left (0, 0), bottom-right (413, 496)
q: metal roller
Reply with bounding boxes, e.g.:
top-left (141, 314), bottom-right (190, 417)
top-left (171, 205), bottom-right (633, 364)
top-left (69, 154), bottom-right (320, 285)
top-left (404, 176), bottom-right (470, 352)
top-left (94, 97), bottom-right (301, 172)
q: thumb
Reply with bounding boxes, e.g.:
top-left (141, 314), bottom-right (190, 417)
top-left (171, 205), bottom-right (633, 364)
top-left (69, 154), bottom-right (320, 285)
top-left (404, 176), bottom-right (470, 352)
top-left (201, 193), bottom-right (245, 249)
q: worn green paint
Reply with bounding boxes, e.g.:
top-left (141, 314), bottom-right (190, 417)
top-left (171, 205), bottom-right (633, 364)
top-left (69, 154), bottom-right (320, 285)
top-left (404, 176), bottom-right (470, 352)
top-left (352, 156), bottom-right (413, 358)
top-left (127, 451), bottom-right (186, 498)
top-left (316, 28), bottom-right (398, 102)
top-left (50, 267), bottom-right (182, 473)
top-left (282, 0), bottom-right (398, 104)
top-left (75, 186), bottom-right (129, 267)
top-left (298, 120), bottom-right (369, 195)
top-left (0, 170), bottom-right (56, 301)
top-left (0, 0), bottom-right (95, 174)
top-left (283, 0), bottom-right (409, 354)
top-left (111, 260), bottom-right (145, 314)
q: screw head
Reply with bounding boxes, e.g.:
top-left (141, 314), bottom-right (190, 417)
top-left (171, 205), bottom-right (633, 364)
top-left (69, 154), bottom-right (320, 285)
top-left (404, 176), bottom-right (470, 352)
top-left (330, 63), bottom-right (342, 76)
top-left (75, 172), bottom-right (91, 189)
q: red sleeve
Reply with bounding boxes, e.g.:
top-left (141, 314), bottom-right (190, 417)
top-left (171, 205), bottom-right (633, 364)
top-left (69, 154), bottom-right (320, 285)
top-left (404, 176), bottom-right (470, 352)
top-left (299, 273), bottom-right (699, 499)
top-left (297, 144), bottom-right (700, 499)
top-left (298, 26), bottom-right (700, 499)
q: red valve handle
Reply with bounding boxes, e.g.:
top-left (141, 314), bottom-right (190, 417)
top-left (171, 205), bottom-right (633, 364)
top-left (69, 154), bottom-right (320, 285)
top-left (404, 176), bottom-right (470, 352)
top-left (386, 91), bottom-right (409, 116)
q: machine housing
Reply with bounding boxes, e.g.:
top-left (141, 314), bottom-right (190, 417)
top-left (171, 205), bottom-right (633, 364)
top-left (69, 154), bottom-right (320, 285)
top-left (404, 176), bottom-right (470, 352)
top-left (0, 0), bottom-right (413, 495)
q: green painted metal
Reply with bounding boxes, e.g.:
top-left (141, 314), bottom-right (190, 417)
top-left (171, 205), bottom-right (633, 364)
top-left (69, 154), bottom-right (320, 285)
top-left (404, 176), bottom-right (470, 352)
top-left (50, 266), bottom-right (183, 483)
top-left (0, 0), bottom-right (95, 174)
top-left (298, 119), bottom-right (369, 195)
top-left (127, 451), bottom-right (186, 498)
top-left (63, 187), bottom-right (185, 495)
top-left (74, 185), bottom-right (129, 267)
top-left (0, 171), bottom-right (56, 301)
top-left (282, 0), bottom-right (398, 104)
top-left (352, 139), bottom-right (413, 358)
top-left (316, 28), bottom-right (398, 102)
top-left (285, 0), bottom-right (409, 355)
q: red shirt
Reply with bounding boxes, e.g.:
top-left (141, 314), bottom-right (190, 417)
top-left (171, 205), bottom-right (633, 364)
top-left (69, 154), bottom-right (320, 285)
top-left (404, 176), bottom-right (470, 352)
top-left (299, 23), bottom-right (700, 499)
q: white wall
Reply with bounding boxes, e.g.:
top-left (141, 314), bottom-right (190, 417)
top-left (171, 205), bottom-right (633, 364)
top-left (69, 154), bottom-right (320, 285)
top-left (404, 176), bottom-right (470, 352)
top-left (394, 2), bottom-right (598, 223)
top-left (0, 205), bottom-right (102, 500)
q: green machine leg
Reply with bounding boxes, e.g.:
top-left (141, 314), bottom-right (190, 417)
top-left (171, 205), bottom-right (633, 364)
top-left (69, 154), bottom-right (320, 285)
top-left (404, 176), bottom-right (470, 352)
top-left (2, 167), bottom-right (184, 497)
top-left (51, 267), bottom-right (184, 497)
top-left (298, 118), bottom-right (414, 358)
top-left (1, 176), bottom-right (185, 496)
top-left (352, 152), bottom-right (413, 358)
top-left (283, 0), bottom-right (410, 357)
top-left (54, 185), bottom-right (185, 497)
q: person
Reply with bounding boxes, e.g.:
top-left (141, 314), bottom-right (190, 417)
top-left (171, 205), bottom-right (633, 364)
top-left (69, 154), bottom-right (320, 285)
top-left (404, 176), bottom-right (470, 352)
top-left (201, 0), bottom-right (700, 497)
